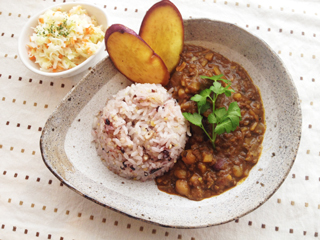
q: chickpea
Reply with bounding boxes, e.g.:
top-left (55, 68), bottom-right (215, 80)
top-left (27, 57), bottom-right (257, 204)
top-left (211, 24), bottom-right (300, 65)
top-left (188, 81), bottom-right (201, 92)
top-left (254, 122), bottom-right (265, 134)
top-left (182, 150), bottom-right (196, 165)
top-left (232, 165), bottom-right (243, 177)
top-left (197, 162), bottom-right (207, 174)
top-left (178, 88), bottom-right (185, 98)
top-left (174, 169), bottom-right (187, 179)
top-left (175, 180), bottom-right (190, 197)
top-left (233, 93), bottom-right (242, 101)
top-left (181, 78), bottom-right (186, 87)
top-left (189, 174), bottom-right (201, 187)
top-left (180, 102), bottom-right (191, 112)
top-left (226, 175), bottom-right (233, 181)
top-left (191, 187), bottom-right (204, 199)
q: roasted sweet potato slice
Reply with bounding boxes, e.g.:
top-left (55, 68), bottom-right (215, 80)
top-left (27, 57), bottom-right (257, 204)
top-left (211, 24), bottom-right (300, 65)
top-left (139, 0), bottom-right (184, 73)
top-left (105, 24), bottom-right (170, 85)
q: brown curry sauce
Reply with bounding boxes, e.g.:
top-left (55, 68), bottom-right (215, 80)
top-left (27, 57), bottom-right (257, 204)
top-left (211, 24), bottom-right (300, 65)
top-left (156, 45), bottom-right (265, 201)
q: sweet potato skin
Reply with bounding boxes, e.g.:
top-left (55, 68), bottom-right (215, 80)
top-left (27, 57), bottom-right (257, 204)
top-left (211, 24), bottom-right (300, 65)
top-left (105, 24), bottom-right (170, 85)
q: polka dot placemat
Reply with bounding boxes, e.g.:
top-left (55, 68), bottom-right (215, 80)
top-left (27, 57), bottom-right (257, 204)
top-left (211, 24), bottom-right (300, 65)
top-left (0, 0), bottom-right (319, 239)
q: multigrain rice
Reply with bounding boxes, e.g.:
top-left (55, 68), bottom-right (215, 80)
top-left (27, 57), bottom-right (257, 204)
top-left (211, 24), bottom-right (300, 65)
top-left (92, 83), bottom-right (189, 181)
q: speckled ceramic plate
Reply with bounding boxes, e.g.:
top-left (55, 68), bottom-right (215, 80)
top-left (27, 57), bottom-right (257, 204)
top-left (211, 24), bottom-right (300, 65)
top-left (40, 19), bottom-right (302, 228)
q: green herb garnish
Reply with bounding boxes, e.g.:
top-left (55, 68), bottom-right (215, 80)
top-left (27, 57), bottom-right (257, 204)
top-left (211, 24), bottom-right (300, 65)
top-left (36, 18), bottom-right (70, 38)
top-left (182, 74), bottom-right (242, 148)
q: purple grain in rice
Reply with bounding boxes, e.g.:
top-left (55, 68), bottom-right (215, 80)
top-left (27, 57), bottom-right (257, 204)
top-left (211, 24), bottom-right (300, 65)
top-left (92, 83), bottom-right (190, 181)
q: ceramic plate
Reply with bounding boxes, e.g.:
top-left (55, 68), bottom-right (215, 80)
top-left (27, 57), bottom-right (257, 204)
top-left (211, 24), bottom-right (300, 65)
top-left (40, 19), bottom-right (302, 228)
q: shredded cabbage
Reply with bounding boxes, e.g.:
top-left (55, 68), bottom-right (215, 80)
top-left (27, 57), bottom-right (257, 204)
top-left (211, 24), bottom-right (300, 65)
top-left (27, 5), bottom-right (105, 72)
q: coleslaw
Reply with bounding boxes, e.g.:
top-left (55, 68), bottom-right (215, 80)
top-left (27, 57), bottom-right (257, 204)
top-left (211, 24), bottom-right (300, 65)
top-left (27, 5), bottom-right (105, 72)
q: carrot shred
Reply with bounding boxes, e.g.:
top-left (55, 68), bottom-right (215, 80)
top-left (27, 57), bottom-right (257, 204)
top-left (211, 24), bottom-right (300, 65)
top-left (39, 18), bottom-right (44, 24)
top-left (85, 26), bottom-right (94, 35)
top-left (29, 56), bottom-right (36, 61)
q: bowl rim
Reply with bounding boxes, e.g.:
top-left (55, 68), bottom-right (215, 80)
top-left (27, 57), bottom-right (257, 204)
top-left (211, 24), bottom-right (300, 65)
top-left (18, 2), bottom-right (108, 77)
top-left (40, 18), bottom-right (302, 228)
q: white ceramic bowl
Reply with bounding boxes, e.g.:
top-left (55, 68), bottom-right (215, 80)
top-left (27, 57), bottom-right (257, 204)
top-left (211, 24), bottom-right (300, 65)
top-left (40, 19), bottom-right (302, 228)
top-left (18, 2), bottom-right (108, 78)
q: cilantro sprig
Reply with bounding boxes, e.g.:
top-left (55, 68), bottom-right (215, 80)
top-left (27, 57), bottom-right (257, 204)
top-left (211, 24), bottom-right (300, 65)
top-left (182, 74), bottom-right (241, 148)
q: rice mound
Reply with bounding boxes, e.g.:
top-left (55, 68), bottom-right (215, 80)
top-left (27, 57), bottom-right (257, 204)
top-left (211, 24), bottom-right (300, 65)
top-left (92, 83), bottom-right (189, 181)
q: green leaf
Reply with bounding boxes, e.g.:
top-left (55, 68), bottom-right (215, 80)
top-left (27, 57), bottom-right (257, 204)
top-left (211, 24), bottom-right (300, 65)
top-left (224, 102), bottom-right (241, 128)
top-left (223, 84), bottom-right (235, 97)
top-left (228, 115), bottom-right (240, 129)
top-left (182, 112), bottom-right (203, 127)
top-left (210, 82), bottom-right (225, 95)
top-left (198, 89), bottom-right (212, 109)
top-left (183, 74), bottom-right (240, 149)
top-left (224, 89), bottom-right (234, 97)
top-left (190, 94), bottom-right (203, 102)
top-left (227, 102), bottom-right (242, 118)
top-left (214, 102), bottom-right (242, 134)
top-left (215, 119), bottom-right (233, 134)
top-left (200, 88), bottom-right (212, 98)
top-left (191, 89), bottom-right (212, 113)
top-left (200, 74), bottom-right (224, 81)
top-left (219, 78), bottom-right (232, 84)
top-left (190, 94), bottom-right (206, 113)
top-left (208, 113), bottom-right (217, 124)
top-left (215, 107), bottom-right (227, 122)
top-left (199, 102), bottom-right (211, 114)
top-left (200, 74), bottom-right (232, 85)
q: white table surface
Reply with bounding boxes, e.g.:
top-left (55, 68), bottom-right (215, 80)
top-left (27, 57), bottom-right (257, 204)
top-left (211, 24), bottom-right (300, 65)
top-left (1, 0), bottom-right (319, 239)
